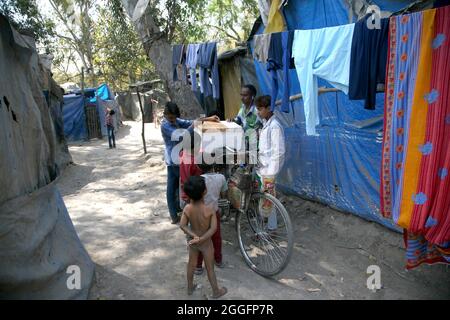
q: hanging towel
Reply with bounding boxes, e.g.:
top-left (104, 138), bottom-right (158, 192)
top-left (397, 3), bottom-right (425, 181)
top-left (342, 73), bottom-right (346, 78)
top-left (264, 0), bottom-right (285, 33)
top-left (197, 42), bottom-right (220, 99)
top-left (186, 43), bottom-right (200, 91)
top-left (292, 24), bottom-right (355, 136)
top-left (349, 14), bottom-right (389, 110)
top-left (253, 33), bottom-right (271, 62)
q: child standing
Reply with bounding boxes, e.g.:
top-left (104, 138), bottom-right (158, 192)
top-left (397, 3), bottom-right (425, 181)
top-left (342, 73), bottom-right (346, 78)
top-left (180, 176), bottom-right (227, 299)
top-left (254, 95), bottom-right (285, 231)
top-left (195, 163), bottom-right (228, 274)
top-left (105, 108), bottom-right (116, 149)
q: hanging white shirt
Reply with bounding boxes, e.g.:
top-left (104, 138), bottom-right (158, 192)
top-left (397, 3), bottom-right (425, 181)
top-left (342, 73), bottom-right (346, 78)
top-left (292, 23), bottom-right (355, 136)
top-left (257, 115), bottom-right (285, 177)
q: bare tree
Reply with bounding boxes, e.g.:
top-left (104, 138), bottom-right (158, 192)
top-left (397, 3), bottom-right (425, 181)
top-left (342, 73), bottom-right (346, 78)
top-left (48, 0), bottom-right (97, 87)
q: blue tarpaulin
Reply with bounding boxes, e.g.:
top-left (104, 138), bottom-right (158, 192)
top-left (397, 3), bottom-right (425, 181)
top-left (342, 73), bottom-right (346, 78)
top-left (63, 83), bottom-right (118, 141)
top-left (62, 94), bottom-right (88, 141)
top-left (251, 0), bottom-right (416, 231)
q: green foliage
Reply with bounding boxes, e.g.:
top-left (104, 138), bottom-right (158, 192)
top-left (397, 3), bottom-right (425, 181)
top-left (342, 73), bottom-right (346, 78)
top-left (205, 0), bottom-right (259, 43)
top-left (0, 0), bottom-right (55, 47)
top-left (108, 0), bottom-right (259, 44)
top-left (3, 0), bottom-right (260, 90)
top-left (93, 7), bottom-right (155, 90)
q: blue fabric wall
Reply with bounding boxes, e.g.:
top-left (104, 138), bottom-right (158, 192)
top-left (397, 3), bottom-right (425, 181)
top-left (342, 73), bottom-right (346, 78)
top-left (252, 0), bottom-right (414, 231)
top-left (63, 84), bottom-right (115, 141)
top-left (62, 94), bottom-right (88, 141)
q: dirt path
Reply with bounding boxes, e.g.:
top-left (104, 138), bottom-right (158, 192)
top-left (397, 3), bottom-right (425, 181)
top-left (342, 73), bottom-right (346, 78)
top-left (57, 121), bottom-right (450, 300)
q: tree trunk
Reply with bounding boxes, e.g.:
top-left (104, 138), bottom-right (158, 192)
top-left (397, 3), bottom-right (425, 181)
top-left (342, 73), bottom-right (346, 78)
top-left (121, 0), bottom-right (203, 119)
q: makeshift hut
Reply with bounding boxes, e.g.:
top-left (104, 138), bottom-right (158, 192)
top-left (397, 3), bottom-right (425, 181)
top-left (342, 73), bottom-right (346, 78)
top-left (62, 83), bottom-right (121, 141)
top-left (175, 0), bottom-right (449, 267)
top-left (0, 14), bottom-right (94, 299)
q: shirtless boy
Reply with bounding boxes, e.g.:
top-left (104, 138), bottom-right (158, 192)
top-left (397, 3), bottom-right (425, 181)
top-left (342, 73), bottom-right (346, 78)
top-left (179, 176), bottom-right (227, 298)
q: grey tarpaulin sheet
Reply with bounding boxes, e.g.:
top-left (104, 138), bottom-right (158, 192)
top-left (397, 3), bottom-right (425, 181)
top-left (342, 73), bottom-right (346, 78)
top-left (0, 181), bottom-right (94, 299)
top-left (0, 14), bottom-right (94, 299)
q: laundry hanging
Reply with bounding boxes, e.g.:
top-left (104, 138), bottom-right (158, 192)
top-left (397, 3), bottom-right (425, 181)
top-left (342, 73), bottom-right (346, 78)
top-left (292, 23), bottom-right (355, 136)
top-left (266, 31), bottom-right (294, 113)
top-left (264, 0), bottom-right (285, 33)
top-left (197, 42), bottom-right (220, 99)
top-left (253, 33), bottom-right (271, 62)
top-left (380, 6), bottom-right (450, 269)
top-left (186, 43), bottom-right (200, 92)
top-left (257, 0), bottom-right (271, 26)
top-left (349, 14), bottom-right (390, 110)
top-left (172, 44), bottom-right (187, 83)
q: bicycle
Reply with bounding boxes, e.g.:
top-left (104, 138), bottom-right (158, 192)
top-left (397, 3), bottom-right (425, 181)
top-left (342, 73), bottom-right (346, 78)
top-left (216, 147), bottom-right (294, 277)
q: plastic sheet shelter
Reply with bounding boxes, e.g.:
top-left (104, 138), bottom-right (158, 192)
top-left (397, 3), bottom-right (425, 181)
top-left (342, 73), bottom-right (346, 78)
top-left (63, 83), bottom-right (120, 141)
top-left (0, 14), bottom-right (94, 299)
top-left (249, 0), bottom-right (429, 231)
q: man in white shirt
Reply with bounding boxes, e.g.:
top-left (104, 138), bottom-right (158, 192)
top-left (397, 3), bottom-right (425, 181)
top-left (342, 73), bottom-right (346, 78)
top-left (254, 95), bottom-right (285, 231)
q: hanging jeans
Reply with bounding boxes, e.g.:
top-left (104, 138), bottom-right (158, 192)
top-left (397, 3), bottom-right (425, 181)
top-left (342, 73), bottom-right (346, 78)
top-left (292, 24), bottom-right (355, 136)
top-left (172, 44), bottom-right (187, 83)
top-left (186, 44), bottom-right (200, 91)
top-left (197, 42), bottom-right (220, 99)
top-left (166, 165), bottom-right (180, 221)
top-left (107, 125), bottom-right (115, 148)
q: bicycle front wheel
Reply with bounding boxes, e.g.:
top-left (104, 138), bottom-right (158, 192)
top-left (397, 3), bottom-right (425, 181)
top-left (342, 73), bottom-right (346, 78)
top-left (236, 192), bottom-right (294, 277)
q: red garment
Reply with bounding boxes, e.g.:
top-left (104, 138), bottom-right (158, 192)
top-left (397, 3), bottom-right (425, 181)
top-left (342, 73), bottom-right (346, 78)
top-left (105, 112), bottom-right (113, 127)
top-left (197, 211), bottom-right (222, 267)
top-left (179, 150), bottom-right (202, 201)
top-left (410, 6), bottom-right (450, 245)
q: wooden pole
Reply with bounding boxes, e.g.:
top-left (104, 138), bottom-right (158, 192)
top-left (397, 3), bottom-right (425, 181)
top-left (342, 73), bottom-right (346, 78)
top-left (275, 86), bottom-right (385, 106)
top-left (274, 87), bottom-right (339, 106)
top-left (136, 87), bottom-right (147, 154)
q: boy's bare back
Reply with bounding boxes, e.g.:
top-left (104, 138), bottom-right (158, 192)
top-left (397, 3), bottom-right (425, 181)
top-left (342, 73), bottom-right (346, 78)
top-left (183, 202), bottom-right (215, 239)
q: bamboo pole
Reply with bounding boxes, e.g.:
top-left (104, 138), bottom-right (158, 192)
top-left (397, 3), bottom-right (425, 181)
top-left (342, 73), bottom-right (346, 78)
top-left (274, 86), bottom-right (385, 106)
top-left (136, 87), bottom-right (147, 154)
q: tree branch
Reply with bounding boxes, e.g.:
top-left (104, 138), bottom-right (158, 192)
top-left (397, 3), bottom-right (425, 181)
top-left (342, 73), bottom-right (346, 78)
top-left (205, 24), bottom-right (240, 41)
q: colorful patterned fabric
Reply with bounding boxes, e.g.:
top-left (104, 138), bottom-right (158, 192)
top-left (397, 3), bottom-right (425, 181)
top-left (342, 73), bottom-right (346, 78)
top-left (405, 232), bottom-right (450, 269)
top-left (256, 174), bottom-right (276, 217)
top-left (381, 6), bottom-right (450, 269)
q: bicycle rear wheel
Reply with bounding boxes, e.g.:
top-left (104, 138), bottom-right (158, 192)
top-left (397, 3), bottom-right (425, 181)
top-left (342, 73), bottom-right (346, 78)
top-left (236, 192), bottom-right (293, 277)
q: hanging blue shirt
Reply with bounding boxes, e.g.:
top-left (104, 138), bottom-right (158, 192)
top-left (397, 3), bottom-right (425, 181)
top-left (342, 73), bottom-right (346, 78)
top-left (292, 23), bottom-right (355, 136)
top-left (161, 118), bottom-right (193, 166)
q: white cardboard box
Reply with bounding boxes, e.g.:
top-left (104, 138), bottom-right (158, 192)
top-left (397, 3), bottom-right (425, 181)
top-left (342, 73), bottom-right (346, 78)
top-left (195, 121), bottom-right (244, 154)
